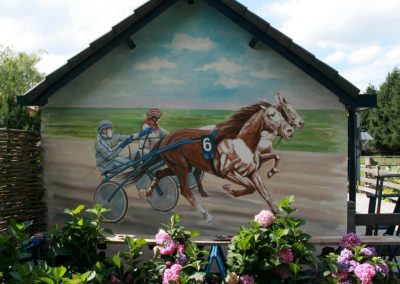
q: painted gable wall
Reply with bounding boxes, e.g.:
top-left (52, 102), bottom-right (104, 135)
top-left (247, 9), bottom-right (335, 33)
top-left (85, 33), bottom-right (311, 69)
top-left (42, 0), bottom-right (347, 237)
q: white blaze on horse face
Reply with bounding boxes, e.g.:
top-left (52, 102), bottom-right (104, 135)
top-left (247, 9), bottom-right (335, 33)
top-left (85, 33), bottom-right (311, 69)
top-left (287, 104), bottom-right (304, 129)
top-left (276, 93), bottom-right (304, 130)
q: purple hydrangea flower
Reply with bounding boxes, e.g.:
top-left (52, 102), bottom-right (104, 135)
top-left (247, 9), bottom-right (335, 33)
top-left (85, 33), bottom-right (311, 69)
top-left (340, 233), bottom-right (362, 249)
top-left (361, 247), bottom-right (376, 256)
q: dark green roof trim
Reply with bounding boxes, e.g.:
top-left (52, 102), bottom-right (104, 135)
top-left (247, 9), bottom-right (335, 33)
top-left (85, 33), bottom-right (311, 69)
top-left (18, 0), bottom-right (371, 109)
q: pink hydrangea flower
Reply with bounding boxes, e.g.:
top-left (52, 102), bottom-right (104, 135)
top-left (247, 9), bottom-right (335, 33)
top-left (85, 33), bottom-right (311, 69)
top-left (340, 233), bottom-right (361, 249)
top-left (155, 229), bottom-right (177, 256)
top-left (163, 264), bottom-right (182, 284)
top-left (254, 210), bottom-right (275, 228)
top-left (354, 263), bottom-right (376, 284)
top-left (239, 274), bottom-right (255, 284)
top-left (178, 244), bottom-right (186, 254)
top-left (155, 230), bottom-right (172, 245)
top-left (277, 248), bottom-right (294, 264)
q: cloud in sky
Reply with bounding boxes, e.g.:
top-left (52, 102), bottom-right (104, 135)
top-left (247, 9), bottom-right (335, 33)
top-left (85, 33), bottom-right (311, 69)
top-left (195, 57), bottom-right (244, 73)
top-left (1, 0), bottom-right (399, 91)
top-left (134, 57), bottom-right (176, 71)
top-left (260, 0), bottom-right (400, 90)
top-left (168, 33), bottom-right (215, 52)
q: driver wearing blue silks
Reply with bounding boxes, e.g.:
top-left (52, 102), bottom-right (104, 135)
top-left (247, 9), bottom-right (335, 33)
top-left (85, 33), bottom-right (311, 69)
top-left (95, 120), bottom-right (152, 176)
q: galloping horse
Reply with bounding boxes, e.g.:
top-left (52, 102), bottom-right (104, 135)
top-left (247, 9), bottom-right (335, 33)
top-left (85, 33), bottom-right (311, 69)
top-left (255, 93), bottom-right (305, 177)
top-left (154, 102), bottom-right (293, 223)
top-left (192, 93), bottom-right (304, 191)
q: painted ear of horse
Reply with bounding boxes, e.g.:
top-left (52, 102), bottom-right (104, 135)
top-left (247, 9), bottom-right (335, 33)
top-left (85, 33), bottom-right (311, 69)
top-left (275, 92), bottom-right (282, 103)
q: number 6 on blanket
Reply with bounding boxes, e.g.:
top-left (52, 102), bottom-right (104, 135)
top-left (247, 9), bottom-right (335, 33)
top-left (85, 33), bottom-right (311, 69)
top-left (201, 135), bottom-right (215, 160)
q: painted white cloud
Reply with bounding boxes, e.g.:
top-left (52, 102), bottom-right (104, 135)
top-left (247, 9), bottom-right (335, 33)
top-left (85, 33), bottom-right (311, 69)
top-left (169, 33), bottom-right (215, 52)
top-left (215, 77), bottom-right (250, 89)
top-left (195, 57), bottom-right (244, 74)
top-left (151, 76), bottom-right (184, 86)
top-left (250, 70), bottom-right (279, 80)
top-left (134, 57), bottom-right (176, 71)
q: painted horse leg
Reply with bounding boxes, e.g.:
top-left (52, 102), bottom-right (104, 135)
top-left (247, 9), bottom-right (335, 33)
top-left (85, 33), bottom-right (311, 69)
top-left (142, 167), bottom-right (175, 197)
top-left (258, 153), bottom-right (281, 178)
top-left (222, 172), bottom-right (256, 197)
top-left (193, 168), bottom-right (208, 197)
top-left (175, 165), bottom-right (214, 224)
top-left (250, 170), bottom-right (278, 214)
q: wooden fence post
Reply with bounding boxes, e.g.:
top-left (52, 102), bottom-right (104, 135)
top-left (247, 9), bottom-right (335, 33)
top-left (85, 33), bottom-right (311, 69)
top-left (347, 200), bottom-right (356, 233)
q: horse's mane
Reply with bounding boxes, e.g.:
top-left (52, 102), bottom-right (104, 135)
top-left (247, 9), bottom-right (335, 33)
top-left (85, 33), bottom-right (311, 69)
top-left (215, 100), bottom-right (273, 143)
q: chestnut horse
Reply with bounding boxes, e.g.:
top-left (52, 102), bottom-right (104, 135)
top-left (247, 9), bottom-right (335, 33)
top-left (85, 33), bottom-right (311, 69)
top-left (192, 93), bottom-right (304, 192)
top-left (153, 102), bottom-right (293, 223)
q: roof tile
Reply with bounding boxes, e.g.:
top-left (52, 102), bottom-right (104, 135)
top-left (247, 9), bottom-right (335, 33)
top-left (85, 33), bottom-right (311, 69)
top-left (243, 10), bottom-right (270, 32)
top-left (112, 14), bottom-right (139, 36)
top-left (89, 30), bottom-right (116, 52)
top-left (24, 79), bottom-right (50, 103)
top-left (134, 0), bottom-right (163, 18)
top-left (335, 75), bottom-right (360, 97)
top-left (289, 43), bottom-right (315, 64)
top-left (45, 64), bottom-right (71, 84)
top-left (312, 59), bottom-right (338, 82)
top-left (220, 0), bottom-right (247, 15)
top-left (67, 47), bottom-right (93, 69)
top-left (265, 26), bottom-right (292, 47)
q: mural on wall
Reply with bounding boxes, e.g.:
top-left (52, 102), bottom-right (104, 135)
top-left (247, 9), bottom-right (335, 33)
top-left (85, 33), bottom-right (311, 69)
top-left (41, 0), bottom-right (348, 238)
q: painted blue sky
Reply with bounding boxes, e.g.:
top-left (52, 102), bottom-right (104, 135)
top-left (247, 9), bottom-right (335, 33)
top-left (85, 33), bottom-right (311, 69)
top-left (46, 0), bottom-right (341, 110)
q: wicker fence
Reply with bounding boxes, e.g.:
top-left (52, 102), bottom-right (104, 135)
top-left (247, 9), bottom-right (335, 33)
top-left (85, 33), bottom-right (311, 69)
top-left (0, 128), bottom-right (46, 233)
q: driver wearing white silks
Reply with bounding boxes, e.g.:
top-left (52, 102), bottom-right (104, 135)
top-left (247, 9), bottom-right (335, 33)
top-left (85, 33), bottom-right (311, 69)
top-left (139, 108), bottom-right (169, 154)
top-left (95, 120), bottom-right (152, 175)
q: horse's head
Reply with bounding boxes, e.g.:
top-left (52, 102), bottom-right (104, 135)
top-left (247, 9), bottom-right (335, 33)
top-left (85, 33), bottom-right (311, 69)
top-left (260, 105), bottom-right (293, 139)
top-left (275, 93), bottom-right (304, 130)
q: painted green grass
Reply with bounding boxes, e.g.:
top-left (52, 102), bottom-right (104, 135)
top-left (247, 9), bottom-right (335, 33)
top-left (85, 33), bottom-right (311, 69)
top-left (42, 107), bottom-right (347, 153)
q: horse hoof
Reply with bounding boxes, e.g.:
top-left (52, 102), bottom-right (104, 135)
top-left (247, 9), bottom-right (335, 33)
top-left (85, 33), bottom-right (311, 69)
top-left (222, 184), bottom-right (232, 191)
top-left (205, 214), bottom-right (215, 224)
top-left (200, 191), bottom-right (209, 197)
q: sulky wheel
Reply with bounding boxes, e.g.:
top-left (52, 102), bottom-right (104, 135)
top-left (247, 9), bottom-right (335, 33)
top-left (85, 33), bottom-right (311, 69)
top-left (146, 176), bottom-right (179, 212)
top-left (94, 181), bottom-right (128, 222)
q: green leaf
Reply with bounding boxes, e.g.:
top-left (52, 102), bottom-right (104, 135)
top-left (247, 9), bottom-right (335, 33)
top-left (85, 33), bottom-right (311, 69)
top-left (52, 266), bottom-right (67, 278)
top-left (110, 254), bottom-right (121, 268)
top-left (72, 205), bottom-right (85, 215)
top-left (39, 277), bottom-right (55, 284)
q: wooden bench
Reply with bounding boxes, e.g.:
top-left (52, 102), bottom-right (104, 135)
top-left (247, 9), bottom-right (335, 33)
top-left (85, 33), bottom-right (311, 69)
top-left (106, 234), bottom-right (400, 247)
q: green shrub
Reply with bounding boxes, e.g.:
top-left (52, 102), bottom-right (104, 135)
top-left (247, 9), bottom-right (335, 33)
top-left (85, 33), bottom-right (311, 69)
top-left (225, 196), bottom-right (317, 283)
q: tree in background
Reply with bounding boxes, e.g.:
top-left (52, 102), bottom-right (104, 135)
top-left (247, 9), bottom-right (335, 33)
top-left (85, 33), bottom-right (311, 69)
top-left (361, 67), bottom-right (400, 155)
top-left (0, 46), bottom-right (44, 131)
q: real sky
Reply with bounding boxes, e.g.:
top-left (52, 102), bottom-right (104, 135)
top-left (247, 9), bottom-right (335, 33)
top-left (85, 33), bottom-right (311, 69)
top-left (1, 0), bottom-right (399, 92)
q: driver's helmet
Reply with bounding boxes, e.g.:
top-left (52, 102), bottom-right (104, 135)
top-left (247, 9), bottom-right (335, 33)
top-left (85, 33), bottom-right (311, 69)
top-left (147, 108), bottom-right (162, 119)
top-left (97, 120), bottom-right (113, 134)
